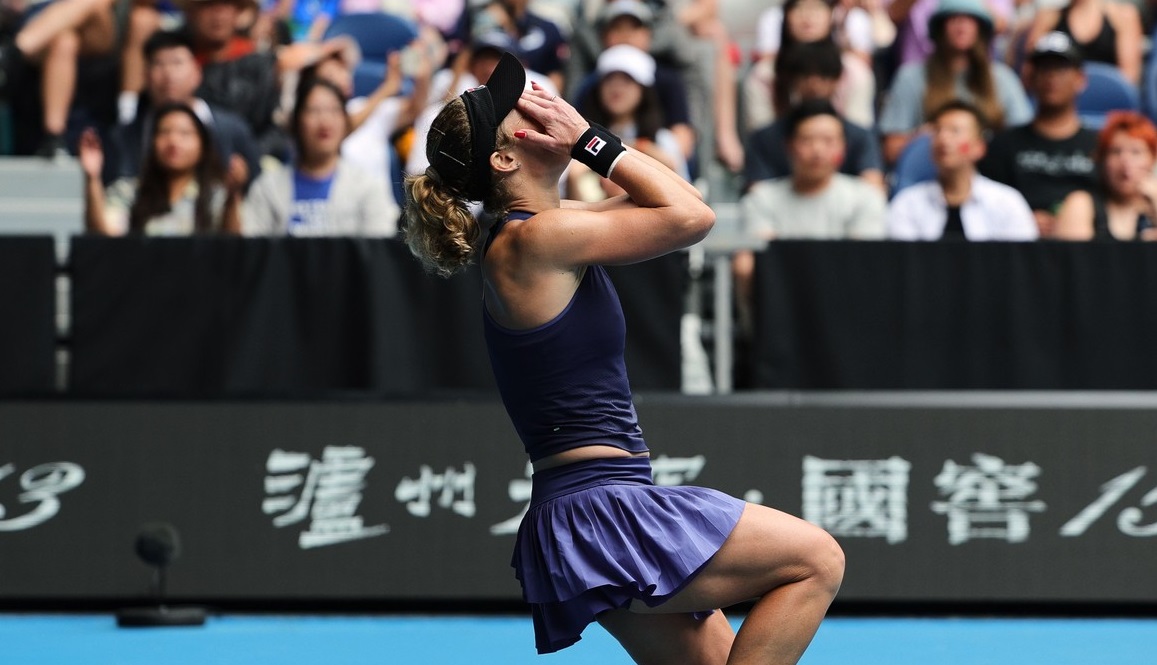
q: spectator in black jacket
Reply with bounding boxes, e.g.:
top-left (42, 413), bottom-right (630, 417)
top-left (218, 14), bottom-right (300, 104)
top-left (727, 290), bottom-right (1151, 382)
top-left (182, 0), bottom-right (283, 158)
top-left (108, 30), bottom-right (260, 192)
top-left (180, 0), bottom-right (355, 161)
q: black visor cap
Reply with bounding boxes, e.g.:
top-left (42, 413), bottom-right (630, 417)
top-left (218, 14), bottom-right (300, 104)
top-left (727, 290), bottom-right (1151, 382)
top-left (427, 51), bottom-right (526, 201)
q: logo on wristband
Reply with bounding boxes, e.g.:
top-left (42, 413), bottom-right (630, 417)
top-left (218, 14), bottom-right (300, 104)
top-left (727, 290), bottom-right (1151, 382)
top-left (584, 136), bottom-right (607, 156)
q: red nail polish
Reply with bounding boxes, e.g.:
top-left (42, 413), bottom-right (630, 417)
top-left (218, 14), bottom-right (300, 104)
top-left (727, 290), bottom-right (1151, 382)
top-left (514, 130), bottom-right (527, 139)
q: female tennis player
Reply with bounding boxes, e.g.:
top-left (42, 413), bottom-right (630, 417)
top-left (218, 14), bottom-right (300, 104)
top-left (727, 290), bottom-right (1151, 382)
top-left (403, 52), bottom-right (844, 664)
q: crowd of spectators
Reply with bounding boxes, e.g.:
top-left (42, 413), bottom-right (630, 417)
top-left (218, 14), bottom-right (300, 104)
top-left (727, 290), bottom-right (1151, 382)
top-left (0, 0), bottom-right (1156, 243)
top-left (734, 0), bottom-right (1157, 246)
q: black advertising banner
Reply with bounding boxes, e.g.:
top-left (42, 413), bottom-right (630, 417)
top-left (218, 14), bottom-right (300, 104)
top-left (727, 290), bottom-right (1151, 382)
top-left (0, 237), bottom-right (56, 396)
top-left (753, 241), bottom-right (1157, 390)
top-left (1, 396), bottom-right (1155, 604)
top-left (67, 238), bottom-right (682, 398)
top-left (0, 401), bottom-right (527, 601)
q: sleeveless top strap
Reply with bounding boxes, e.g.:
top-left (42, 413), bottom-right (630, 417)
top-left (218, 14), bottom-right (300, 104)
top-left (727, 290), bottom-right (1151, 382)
top-left (484, 210), bottom-right (535, 256)
top-left (1090, 189), bottom-right (1112, 240)
top-left (1054, 3), bottom-right (1118, 65)
top-left (1090, 188), bottom-right (1150, 241)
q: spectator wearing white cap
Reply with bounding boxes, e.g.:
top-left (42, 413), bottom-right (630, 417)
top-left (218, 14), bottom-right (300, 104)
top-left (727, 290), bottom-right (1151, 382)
top-left (583, 2), bottom-right (696, 163)
top-left (569, 43), bottom-right (689, 200)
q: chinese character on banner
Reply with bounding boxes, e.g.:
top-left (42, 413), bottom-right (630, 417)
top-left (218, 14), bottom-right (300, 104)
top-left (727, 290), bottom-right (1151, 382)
top-left (0, 462), bottom-right (86, 532)
top-left (395, 463), bottom-right (477, 518)
top-left (931, 453), bottom-right (1046, 545)
top-left (801, 456), bottom-right (911, 544)
top-left (262, 447), bottom-right (389, 549)
top-left (490, 462), bottom-right (533, 536)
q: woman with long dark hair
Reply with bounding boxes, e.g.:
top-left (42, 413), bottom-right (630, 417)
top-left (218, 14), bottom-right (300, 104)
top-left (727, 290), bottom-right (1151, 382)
top-left (82, 103), bottom-right (241, 235)
top-left (404, 51), bottom-right (843, 663)
top-left (877, 0), bottom-right (1031, 164)
top-left (744, 0), bottom-right (876, 131)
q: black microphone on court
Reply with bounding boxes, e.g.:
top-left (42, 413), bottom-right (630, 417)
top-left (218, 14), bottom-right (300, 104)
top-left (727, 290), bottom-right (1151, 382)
top-left (116, 522), bottom-right (207, 628)
top-left (136, 522), bottom-right (180, 568)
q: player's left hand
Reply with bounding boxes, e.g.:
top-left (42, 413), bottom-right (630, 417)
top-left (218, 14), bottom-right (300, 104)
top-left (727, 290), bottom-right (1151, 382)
top-left (513, 82), bottom-right (588, 157)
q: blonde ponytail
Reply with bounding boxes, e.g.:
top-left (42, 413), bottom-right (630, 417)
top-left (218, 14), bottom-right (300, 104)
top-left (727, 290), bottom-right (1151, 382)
top-left (403, 172), bottom-right (481, 278)
top-left (401, 97), bottom-right (515, 277)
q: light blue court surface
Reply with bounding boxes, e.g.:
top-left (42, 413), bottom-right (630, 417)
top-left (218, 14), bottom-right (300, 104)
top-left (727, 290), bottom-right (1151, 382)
top-left (4, 614), bottom-right (1156, 664)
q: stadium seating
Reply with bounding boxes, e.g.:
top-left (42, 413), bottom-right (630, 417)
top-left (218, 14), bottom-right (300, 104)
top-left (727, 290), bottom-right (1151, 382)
top-left (1142, 39), bottom-right (1157, 124)
top-left (323, 13), bottom-right (417, 205)
top-left (323, 12), bottom-right (418, 62)
top-left (324, 12), bottom-right (419, 98)
top-left (1077, 62), bottom-right (1141, 129)
top-left (890, 132), bottom-right (935, 196)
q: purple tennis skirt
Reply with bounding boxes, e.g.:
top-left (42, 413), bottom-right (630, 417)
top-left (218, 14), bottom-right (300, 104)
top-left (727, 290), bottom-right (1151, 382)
top-left (512, 455), bottom-right (746, 654)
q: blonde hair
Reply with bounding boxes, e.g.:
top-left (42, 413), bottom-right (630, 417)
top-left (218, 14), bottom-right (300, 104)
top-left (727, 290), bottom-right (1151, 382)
top-left (923, 36), bottom-right (1004, 130)
top-left (404, 99), bottom-right (516, 278)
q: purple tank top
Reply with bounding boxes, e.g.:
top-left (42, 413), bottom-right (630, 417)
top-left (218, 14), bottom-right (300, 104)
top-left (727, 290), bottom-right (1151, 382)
top-left (482, 211), bottom-right (649, 462)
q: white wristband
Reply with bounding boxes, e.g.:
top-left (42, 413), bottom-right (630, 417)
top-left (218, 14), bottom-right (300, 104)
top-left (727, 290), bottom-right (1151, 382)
top-left (605, 150), bottom-right (628, 179)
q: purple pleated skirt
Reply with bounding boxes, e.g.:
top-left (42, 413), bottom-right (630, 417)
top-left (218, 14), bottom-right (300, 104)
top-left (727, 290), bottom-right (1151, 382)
top-left (511, 456), bottom-right (747, 654)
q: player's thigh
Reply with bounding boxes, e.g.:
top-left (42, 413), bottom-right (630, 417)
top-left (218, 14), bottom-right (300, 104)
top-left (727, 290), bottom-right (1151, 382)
top-left (598, 608), bottom-right (734, 665)
top-left (634, 502), bottom-right (844, 615)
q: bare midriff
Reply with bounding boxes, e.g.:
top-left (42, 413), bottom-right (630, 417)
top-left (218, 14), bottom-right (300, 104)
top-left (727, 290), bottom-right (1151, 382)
top-left (532, 445), bottom-right (651, 473)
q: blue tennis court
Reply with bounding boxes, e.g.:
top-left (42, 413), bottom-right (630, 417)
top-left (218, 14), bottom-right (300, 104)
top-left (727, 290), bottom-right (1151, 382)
top-left (5, 614), bottom-right (1155, 664)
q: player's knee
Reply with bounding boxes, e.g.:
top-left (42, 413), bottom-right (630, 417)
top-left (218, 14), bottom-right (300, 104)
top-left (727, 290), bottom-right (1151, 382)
top-left (806, 529), bottom-right (845, 597)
